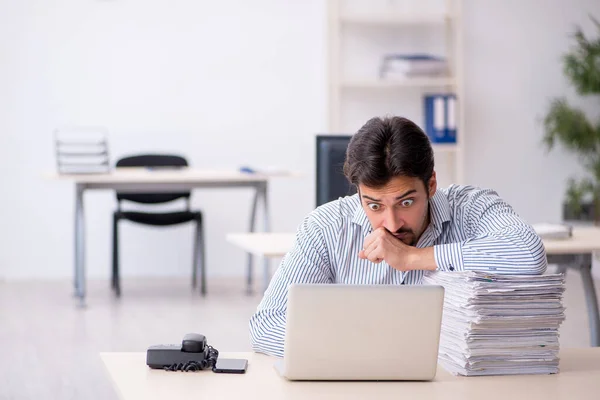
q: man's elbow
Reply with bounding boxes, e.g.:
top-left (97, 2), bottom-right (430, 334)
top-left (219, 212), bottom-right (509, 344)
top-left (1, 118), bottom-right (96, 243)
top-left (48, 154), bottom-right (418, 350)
top-left (248, 313), bottom-right (284, 357)
top-left (524, 233), bottom-right (547, 275)
top-left (248, 314), bottom-right (264, 352)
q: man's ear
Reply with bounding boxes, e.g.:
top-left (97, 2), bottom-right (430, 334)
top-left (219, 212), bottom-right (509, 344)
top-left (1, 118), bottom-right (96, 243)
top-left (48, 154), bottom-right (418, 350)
top-left (428, 172), bottom-right (438, 198)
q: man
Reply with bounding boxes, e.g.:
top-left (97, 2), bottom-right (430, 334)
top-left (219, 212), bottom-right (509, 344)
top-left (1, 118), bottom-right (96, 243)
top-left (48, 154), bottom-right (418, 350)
top-left (249, 116), bottom-right (547, 357)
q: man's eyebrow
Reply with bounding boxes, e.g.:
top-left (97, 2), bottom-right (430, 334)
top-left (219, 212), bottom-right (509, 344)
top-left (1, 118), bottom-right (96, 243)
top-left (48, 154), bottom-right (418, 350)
top-left (361, 189), bottom-right (417, 203)
top-left (395, 189), bottom-right (417, 200)
top-left (362, 195), bottom-right (381, 202)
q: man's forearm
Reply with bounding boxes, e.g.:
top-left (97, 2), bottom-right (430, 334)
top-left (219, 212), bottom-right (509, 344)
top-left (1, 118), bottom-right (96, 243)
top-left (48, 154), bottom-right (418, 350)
top-left (408, 247), bottom-right (437, 271)
top-left (433, 228), bottom-right (547, 275)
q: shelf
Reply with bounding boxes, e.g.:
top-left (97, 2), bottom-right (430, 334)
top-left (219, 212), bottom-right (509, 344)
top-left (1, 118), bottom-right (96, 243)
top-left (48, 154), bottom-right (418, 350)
top-left (340, 13), bottom-right (452, 26)
top-left (341, 77), bottom-right (456, 89)
top-left (329, 0), bottom-right (464, 184)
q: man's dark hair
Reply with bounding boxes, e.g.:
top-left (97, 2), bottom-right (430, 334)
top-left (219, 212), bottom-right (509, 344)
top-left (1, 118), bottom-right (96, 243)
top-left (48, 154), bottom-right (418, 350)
top-left (343, 116), bottom-right (434, 189)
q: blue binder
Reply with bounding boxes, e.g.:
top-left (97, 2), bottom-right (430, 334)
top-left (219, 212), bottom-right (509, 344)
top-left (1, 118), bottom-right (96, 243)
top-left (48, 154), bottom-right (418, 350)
top-left (424, 94), bottom-right (457, 144)
top-left (444, 94), bottom-right (457, 142)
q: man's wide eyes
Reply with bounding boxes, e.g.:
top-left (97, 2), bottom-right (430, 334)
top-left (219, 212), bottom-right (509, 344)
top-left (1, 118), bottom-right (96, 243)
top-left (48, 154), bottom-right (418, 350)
top-left (401, 199), bottom-right (414, 207)
top-left (367, 200), bottom-right (413, 210)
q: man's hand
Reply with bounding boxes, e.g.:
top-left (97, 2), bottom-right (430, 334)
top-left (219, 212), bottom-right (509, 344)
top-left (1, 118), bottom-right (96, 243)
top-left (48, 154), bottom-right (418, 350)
top-left (358, 227), bottom-right (437, 272)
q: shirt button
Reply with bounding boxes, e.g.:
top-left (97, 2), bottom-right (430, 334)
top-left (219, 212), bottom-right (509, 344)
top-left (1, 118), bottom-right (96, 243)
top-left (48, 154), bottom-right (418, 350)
top-left (449, 266), bottom-right (455, 271)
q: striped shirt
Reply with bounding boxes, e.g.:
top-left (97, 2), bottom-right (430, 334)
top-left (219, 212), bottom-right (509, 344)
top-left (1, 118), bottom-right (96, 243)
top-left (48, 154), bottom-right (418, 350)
top-left (249, 184), bottom-right (547, 357)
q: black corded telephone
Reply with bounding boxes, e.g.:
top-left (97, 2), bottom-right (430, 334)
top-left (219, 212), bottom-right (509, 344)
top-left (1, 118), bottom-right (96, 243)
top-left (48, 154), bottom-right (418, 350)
top-left (146, 333), bottom-right (219, 371)
top-left (146, 333), bottom-right (248, 373)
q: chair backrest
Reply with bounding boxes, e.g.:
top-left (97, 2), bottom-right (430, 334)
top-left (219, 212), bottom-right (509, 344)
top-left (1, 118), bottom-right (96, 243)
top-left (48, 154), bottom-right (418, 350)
top-left (116, 154), bottom-right (189, 204)
top-left (315, 135), bottom-right (356, 207)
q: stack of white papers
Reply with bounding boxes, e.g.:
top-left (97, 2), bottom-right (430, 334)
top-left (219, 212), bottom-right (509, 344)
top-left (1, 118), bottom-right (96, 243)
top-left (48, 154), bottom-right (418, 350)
top-left (423, 271), bottom-right (566, 376)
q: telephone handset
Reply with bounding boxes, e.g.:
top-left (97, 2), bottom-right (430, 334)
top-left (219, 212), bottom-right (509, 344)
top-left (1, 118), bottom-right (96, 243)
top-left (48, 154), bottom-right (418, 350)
top-left (181, 333), bottom-right (207, 353)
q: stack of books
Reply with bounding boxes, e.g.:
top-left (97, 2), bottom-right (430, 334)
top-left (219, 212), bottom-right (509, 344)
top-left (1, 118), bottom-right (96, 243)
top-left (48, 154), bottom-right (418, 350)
top-left (379, 54), bottom-right (447, 79)
top-left (423, 271), bottom-right (566, 376)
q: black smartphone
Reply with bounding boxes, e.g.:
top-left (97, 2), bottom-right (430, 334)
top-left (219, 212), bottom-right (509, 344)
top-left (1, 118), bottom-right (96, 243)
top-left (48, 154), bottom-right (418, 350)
top-left (212, 358), bottom-right (248, 374)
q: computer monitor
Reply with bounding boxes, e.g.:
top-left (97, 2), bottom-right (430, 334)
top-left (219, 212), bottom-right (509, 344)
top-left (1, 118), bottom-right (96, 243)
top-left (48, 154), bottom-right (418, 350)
top-left (315, 135), bottom-right (357, 207)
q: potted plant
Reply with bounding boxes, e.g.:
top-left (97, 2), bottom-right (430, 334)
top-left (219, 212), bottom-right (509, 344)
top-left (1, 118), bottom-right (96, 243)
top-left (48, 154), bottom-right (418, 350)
top-left (543, 17), bottom-right (600, 224)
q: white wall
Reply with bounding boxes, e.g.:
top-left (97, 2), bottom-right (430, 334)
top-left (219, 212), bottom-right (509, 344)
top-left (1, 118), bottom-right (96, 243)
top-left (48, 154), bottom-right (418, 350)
top-left (463, 0), bottom-right (600, 279)
top-left (0, 0), bottom-right (326, 280)
top-left (462, 0), bottom-right (600, 225)
top-left (1, 0), bottom-right (599, 281)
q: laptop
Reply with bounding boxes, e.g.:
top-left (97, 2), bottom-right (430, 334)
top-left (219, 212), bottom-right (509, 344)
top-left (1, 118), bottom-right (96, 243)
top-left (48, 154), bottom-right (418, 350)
top-left (274, 283), bottom-right (445, 381)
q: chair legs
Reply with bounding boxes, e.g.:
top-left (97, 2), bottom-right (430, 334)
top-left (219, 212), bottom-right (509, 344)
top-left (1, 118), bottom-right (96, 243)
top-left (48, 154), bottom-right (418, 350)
top-left (112, 213), bottom-right (121, 297)
top-left (200, 218), bottom-right (206, 296)
top-left (192, 224), bottom-right (198, 289)
top-left (193, 214), bottom-right (206, 296)
top-left (111, 212), bottom-right (205, 298)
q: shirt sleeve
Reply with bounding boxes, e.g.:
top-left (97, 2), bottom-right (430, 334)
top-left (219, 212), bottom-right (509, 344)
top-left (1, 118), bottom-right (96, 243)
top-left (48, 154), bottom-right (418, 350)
top-left (434, 187), bottom-right (547, 275)
top-left (249, 213), bottom-right (335, 357)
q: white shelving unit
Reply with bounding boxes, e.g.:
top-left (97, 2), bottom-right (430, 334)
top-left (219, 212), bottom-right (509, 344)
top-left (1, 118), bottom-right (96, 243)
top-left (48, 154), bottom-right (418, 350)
top-left (340, 11), bottom-right (452, 26)
top-left (341, 77), bottom-right (456, 89)
top-left (327, 0), bottom-right (465, 186)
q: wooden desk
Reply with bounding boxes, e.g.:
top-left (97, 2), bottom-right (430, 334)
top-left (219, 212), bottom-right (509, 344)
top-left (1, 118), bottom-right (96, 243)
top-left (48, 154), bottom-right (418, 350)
top-left (226, 232), bottom-right (295, 258)
top-left (226, 229), bottom-right (600, 346)
top-left (100, 349), bottom-right (600, 400)
top-left (50, 168), bottom-right (297, 305)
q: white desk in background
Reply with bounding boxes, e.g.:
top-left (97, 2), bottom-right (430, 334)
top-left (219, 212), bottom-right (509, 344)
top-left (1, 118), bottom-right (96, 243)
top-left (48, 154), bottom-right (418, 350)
top-left (226, 228), bottom-right (600, 346)
top-left (100, 349), bottom-right (600, 400)
top-left (543, 226), bottom-right (600, 346)
top-left (50, 168), bottom-right (298, 305)
top-left (226, 232), bottom-right (295, 291)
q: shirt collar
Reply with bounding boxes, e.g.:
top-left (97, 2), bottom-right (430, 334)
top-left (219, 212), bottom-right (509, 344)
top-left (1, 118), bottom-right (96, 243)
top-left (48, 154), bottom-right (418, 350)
top-left (428, 189), bottom-right (451, 232)
top-left (351, 194), bottom-right (371, 231)
top-left (351, 189), bottom-right (451, 234)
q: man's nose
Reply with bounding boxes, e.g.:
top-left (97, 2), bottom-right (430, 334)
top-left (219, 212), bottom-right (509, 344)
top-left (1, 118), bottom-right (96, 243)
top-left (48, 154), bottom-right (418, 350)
top-left (382, 209), bottom-right (403, 232)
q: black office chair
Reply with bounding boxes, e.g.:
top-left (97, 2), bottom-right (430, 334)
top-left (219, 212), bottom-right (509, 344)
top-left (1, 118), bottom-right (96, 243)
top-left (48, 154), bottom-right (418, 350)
top-left (111, 154), bottom-right (206, 297)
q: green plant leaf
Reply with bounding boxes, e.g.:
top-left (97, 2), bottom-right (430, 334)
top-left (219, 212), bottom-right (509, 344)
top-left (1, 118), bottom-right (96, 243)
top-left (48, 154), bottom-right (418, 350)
top-left (543, 16), bottom-right (600, 219)
top-left (563, 18), bottom-right (600, 95)
top-left (542, 98), bottom-right (598, 154)
top-left (565, 177), bottom-right (596, 217)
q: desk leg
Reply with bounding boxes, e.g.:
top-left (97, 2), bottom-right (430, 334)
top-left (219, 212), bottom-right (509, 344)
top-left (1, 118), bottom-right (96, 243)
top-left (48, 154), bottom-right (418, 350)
top-left (579, 259), bottom-right (600, 346)
top-left (74, 184), bottom-right (86, 307)
top-left (246, 186), bottom-right (260, 295)
top-left (261, 181), bottom-right (271, 293)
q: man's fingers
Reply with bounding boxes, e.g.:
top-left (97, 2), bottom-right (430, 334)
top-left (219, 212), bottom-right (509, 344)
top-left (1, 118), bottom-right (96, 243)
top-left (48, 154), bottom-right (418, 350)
top-left (363, 227), bottom-right (386, 249)
top-left (363, 234), bottom-right (374, 249)
top-left (362, 239), bottom-right (378, 258)
top-left (365, 246), bottom-right (383, 264)
top-left (361, 232), bottom-right (386, 263)
top-left (367, 254), bottom-right (383, 264)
